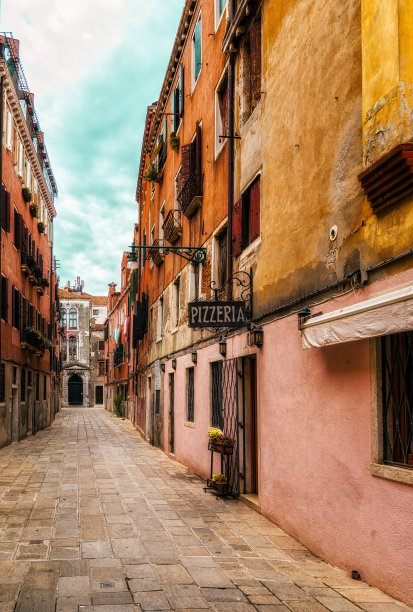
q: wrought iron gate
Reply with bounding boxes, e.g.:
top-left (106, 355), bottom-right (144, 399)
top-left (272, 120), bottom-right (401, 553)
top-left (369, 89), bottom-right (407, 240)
top-left (211, 358), bottom-right (240, 495)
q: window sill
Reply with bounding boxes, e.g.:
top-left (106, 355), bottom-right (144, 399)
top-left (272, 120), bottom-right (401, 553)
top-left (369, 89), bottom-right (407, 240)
top-left (239, 235), bottom-right (262, 261)
top-left (370, 462), bottom-right (413, 486)
top-left (184, 420), bottom-right (195, 429)
top-left (156, 336), bottom-right (162, 344)
top-left (171, 326), bottom-right (179, 335)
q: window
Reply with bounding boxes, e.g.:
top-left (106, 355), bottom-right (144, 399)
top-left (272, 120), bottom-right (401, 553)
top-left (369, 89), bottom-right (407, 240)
top-left (36, 373), bottom-right (39, 401)
top-left (187, 367), bottom-right (195, 423)
top-left (1, 187), bottom-right (11, 232)
top-left (98, 340), bottom-right (105, 351)
top-left (218, 229), bottom-right (227, 290)
top-left (157, 119), bottom-right (167, 172)
top-left (190, 263), bottom-right (200, 301)
top-left (43, 375), bottom-right (47, 400)
top-left (240, 14), bottom-right (262, 124)
top-left (98, 361), bottom-right (105, 376)
top-left (0, 364), bottom-right (4, 403)
top-left (12, 287), bottom-right (21, 330)
top-left (216, 0), bottom-right (226, 25)
top-left (69, 308), bottom-right (77, 329)
top-left (232, 175), bottom-right (260, 256)
top-left (28, 371), bottom-right (32, 387)
top-left (21, 368), bottom-right (26, 403)
top-left (159, 203), bottom-right (165, 242)
top-left (5, 107), bottom-right (12, 150)
top-left (68, 336), bottom-right (77, 361)
top-left (381, 331), bottom-right (413, 468)
top-left (192, 13), bottom-right (202, 87)
top-left (14, 209), bottom-right (23, 250)
top-left (211, 361), bottom-right (224, 429)
top-left (173, 278), bottom-right (180, 329)
top-left (93, 309), bottom-right (99, 316)
top-left (1, 276), bottom-right (8, 322)
top-left (215, 68), bottom-right (228, 157)
top-left (171, 65), bottom-right (184, 133)
top-left (62, 337), bottom-right (67, 362)
top-left (157, 297), bottom-right (164, 341)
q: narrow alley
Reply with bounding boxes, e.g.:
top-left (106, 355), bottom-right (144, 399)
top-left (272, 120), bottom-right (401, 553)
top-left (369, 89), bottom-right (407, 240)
top-left (0, 407), bottom-right (410, 612)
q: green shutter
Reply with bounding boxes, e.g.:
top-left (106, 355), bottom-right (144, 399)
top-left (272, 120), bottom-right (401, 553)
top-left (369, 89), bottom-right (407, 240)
top-left (179, 65), bottom-right (184, 115)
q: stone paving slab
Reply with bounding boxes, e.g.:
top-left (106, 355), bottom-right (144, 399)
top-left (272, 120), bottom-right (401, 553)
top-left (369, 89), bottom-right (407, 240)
top-left (0, 406), bottom-right (411, 612)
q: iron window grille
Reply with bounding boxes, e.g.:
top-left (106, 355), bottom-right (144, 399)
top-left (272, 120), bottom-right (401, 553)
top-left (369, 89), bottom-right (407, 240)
top-left (187, 367), bottom-right (195, 423)
top-left (211, 361), bottom-right (224, 430)
top-left (381, 331), bottom-right (413, 468)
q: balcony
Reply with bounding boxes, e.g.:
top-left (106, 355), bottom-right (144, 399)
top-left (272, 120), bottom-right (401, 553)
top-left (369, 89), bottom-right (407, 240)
top-left (20, 327), bottom-right (46, 356)
top-left (177, 173), bottom-right (203, 218)
top-left (162, 210), bottom-right (182, 244)
top-left (148, 239), bottom-right (166, 267)
top-left (20, 251), bottom-right (35, 276)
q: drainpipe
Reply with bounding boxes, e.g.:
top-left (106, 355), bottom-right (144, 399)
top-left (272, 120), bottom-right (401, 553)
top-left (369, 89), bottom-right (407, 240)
top-left (0, 44), bottom-right (4, 376)
top-left (227, 1), bottom-right (236, 300)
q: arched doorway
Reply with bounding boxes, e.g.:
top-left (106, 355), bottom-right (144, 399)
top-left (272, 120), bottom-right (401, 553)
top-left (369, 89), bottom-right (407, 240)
top-left (68, 374), bottom-right (83, 405)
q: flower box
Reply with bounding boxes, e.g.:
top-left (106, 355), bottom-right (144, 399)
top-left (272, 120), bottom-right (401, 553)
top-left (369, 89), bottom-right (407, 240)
top-left (208, 441), bottom-right (234, 455)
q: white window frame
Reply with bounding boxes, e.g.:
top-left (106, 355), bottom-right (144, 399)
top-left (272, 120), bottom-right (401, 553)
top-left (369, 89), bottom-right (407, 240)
top-left (191, 12), bottom-right (202, 92)
top-left (214, 64), bottom-right (229, 159)
top-left (215, 0), bottom-right (227, 30)
top-left (156, 295), bottom-right (164, 342)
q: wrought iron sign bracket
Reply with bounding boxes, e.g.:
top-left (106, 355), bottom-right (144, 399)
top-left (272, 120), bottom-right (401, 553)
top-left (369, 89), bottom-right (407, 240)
top-left (129, 244), bottom-right (207, 265)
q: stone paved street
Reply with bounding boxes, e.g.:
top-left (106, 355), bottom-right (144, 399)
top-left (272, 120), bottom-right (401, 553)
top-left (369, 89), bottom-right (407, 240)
top-left (0, 407), bottom-right (410, 612)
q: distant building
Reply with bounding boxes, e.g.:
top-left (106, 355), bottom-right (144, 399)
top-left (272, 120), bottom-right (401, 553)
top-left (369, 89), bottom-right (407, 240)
top-left (0, 34), bottom-right (60, 446)
top-left (59, 279), bottom-right (107, 406)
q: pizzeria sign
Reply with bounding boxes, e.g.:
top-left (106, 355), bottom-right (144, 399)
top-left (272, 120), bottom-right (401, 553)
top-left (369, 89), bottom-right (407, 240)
top-left (188, 301), bottom-right (247, 328)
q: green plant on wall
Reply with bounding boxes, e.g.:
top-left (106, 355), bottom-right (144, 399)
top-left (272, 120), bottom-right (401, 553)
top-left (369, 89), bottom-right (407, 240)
top-left (114, 392), bottom-right (123, 417)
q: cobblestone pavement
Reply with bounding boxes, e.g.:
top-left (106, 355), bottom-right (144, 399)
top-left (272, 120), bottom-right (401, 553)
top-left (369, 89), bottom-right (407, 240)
top-left (0, 407), bottom-right (410, 612)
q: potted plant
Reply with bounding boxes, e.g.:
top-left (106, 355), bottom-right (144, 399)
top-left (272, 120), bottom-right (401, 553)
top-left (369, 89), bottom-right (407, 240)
top-left (37, 221), bottom-right (45, 234)
top-left (114, 392), bottom-right (123, 417)
top-left (208, 473), bottom-right (227, 492)
top-left (169, 132), bottom-right (180, 151)
top-left (22, 187), bottom-right (33, 202)
top-left (29, 203), bottom-right (39, 218)
top-left (144, 163), bottom-right (158, 183)
top-left (208, 429), bottom-right (236, 454)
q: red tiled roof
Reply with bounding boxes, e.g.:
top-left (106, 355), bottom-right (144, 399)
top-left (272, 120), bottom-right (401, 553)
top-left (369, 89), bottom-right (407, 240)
top-left (58, 289), bottom-right (107, 307)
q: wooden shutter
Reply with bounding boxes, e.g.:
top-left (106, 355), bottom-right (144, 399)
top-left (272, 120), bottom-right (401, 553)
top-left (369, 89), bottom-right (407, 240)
top-left (14, 210), bottom-right (23, 249)
top-left (1, 276), bottom-right (8, 322)
top-left (196, 122), bottom-right (202, 175)
top-left (23, 223), bottom-right (28, 253)
top-left (1, 188), bottom-right (10, 232)
top-left (250, 16), bottom-right (262, 106)
top-left (232, 198), bottom-right (243, 257)
top-left (249, 176), bottom-right (260, 241)
top-left (181, 142), bottom-right (196, 184)
top-left (22, 297), bottom-right (28, 330)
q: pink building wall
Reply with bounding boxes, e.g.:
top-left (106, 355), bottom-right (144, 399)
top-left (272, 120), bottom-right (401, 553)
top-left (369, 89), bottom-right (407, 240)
top-left (161, 270), bottom-right (413, 606)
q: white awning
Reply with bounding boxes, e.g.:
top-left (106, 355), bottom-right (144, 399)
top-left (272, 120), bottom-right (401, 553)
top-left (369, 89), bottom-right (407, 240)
top-left (301, 284), bottom-right (413, 349)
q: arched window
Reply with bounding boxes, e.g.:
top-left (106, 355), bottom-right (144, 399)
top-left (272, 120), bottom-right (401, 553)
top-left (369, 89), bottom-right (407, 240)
top-left (61, 310), bottom-right (67, 328)
top-left (69, 308), bottom-right (77, 329)
top-left (68, 336), bottom-right (77, 361)
top-left (61, 337), bottom-right (67, 361)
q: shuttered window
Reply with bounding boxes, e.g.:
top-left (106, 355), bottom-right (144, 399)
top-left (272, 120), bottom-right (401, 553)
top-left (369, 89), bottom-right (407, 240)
top-left (1, 188), bottom-right (11, 232)
top-left (1, 276), bottom-right (8, 322)
top-left (12, 286), bottom-right (21, 330)
top-left (172, 66), bottom-right (184, 133)
top-left (14, 209), bottom-right (23, 250)
top-left (232, 175), bottom-right (261, 256)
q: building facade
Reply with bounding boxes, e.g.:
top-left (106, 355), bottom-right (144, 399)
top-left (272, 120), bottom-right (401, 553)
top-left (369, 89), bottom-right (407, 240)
top-left (59, 280), bottom-right (107, 406)
top-left (0, 35), bottom-right (60, 446)
top-left (107, 0), bottom-right (413, 605)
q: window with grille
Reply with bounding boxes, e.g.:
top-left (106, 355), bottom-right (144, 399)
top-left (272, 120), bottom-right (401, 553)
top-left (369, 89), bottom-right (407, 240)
top-left (211, 361), bottom-right (224, 429)
top-left (69, 308), bottom-right (77, 329)
top-left (0, 364), bottom-right (5, 403)
top-left (381, 331), bottom-right (413, 468)
top-left (187, 367), bottom-right (195, 423)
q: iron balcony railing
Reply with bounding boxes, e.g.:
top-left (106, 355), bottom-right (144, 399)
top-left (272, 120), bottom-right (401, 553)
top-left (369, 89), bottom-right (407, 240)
top-left (162, 209), bottom-right (182, 244)
top-left (20, 327), bottom-right (45, 355)
top-left (148, 239), bottom-right (166, 266)
top-left (177, 173), bottom-right (203, 218)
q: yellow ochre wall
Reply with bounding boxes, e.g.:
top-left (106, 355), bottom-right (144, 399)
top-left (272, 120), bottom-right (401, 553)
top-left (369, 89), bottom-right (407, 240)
top-left (246, 0), bottom-right (413, 318)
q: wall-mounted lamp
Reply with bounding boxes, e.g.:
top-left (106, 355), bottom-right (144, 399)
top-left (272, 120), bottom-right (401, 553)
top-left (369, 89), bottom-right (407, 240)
top-left (126, 247), bottom-right (139, 270)
top-left (252, 325), bottom-right (264, 348)
top-left (160, 362), bottom-right (165, 373)
top-left (191, 350), bottom-right (197, 364)
top-left (171, 358), bottom-right (177, 370)
top-left (219, 337), bottom-right (227, 357)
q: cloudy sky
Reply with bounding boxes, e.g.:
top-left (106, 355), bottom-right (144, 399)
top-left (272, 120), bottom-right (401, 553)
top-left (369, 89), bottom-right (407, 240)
top-left (2, 0), bottom-right (183, 295)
